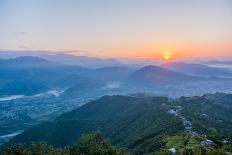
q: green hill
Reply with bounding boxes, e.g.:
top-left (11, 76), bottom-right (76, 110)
top-left (8, 93), bottom-right (232, 154)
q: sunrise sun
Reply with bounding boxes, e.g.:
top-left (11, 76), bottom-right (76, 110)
top-left (164, 55), bottom-right (170, 60)
top-left (161, 51), bottom-right (172, 61)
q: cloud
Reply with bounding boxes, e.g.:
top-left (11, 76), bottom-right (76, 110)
top-left (18, 45), bottom-right (31, 49)
top-left (60, 50), bottom-right (90, 55)
top-left (67, 50), bottom-right (88, 54)
top-left (13, 31), bottom-right (28, 36)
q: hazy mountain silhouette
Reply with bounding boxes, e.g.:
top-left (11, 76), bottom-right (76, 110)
top-left (128, 65), bottom-right (201, 86)
top-left (162, 62), bottom-right (232, 78)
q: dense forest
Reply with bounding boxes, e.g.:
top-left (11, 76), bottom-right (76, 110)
top-left (2, 132), bottom-right (231, 155)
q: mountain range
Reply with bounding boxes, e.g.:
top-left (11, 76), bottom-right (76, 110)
top-left (1, 56), bottom-right (232, 97)
top-left (0, 51), bottom-right (122, 68)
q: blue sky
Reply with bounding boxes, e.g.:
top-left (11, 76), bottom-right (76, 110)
top-left (0, 0), bottom-right (232, 59)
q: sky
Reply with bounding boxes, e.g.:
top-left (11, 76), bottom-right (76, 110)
top-left (0, 0), bottom-right (232, 60)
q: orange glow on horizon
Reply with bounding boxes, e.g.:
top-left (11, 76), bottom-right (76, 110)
top-left (64, 42), bottom-right (232, 60)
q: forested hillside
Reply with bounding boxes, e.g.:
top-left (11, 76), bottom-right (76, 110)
top-left (6, 93), bottom-right (232, 154)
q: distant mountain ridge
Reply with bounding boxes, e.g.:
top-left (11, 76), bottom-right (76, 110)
top-left (0, 51), bottom-right (122, 68)
top-left (207, 60), bottom-right (232, 65)
top-left (162, 62), bottom-right (232, 78)
top-left (128, 65), bottom-right (201, 86)
top-left (0, 56), bottom-right (50, 68)
top-left (0, 56), bottom-right (130, 96)
top-left (0, 56), bottom-right (91, 96)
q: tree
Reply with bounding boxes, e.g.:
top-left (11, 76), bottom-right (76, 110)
top-left (69, 131), bottom-right (125, 155)
top-left (2, 131), bottom-right (126, 155)
top-left (2, 144), bottom-right (25, 155)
